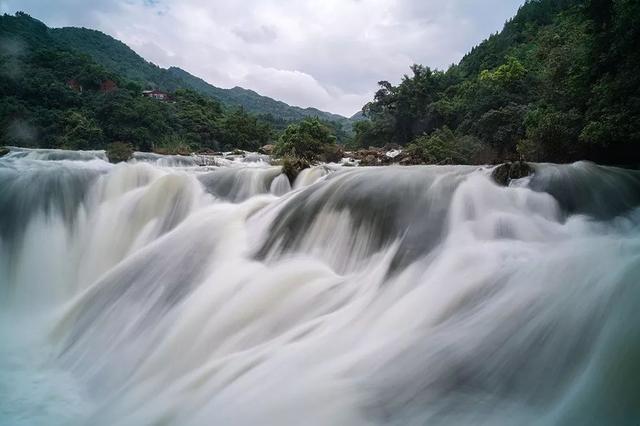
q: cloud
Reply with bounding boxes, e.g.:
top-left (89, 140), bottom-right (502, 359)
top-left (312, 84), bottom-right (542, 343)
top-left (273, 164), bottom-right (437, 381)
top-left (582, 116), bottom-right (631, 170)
top-left (233, 25), bottom-right (278, 44)
top-left (2, 0), bottom-right (524, 116)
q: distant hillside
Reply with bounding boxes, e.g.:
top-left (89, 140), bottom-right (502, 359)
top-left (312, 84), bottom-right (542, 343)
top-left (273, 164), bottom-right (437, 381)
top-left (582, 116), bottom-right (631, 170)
top-left (349, 111), bottom-right (366, 121)
top-left (51, 27), bottom-right (185, 91)
top-left (166, 67), bottom-right (348, 123)
top-left (0, 12), bottom-right (273, 152)
top-left (50, 26), bottom-right (350, 125)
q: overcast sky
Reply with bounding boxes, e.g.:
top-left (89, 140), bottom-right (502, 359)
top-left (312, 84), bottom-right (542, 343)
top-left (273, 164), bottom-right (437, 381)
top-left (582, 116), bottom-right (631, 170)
top-left (1, 0), bottom-right (524, 116)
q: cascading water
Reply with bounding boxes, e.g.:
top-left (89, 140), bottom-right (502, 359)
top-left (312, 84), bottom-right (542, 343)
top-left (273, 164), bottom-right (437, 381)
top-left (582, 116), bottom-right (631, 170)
top-left (1, 148), bottom-right (639, 426)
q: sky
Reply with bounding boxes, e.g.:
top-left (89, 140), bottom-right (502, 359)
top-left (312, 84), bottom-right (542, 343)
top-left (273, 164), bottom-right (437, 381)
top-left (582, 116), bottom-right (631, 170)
top-left (1, 0), bottom-right (524, 116)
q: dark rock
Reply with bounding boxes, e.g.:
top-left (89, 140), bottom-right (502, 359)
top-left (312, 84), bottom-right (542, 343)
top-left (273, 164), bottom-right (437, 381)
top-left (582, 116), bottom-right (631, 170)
top-left (395, 150), bottom-right (424, 165)
top-left (352, 148), bottom-right (387, 166)
top-left (318, 144), bottom-right (344, 163)
top-left (492, 161), bottom-right (534, 186)
top-left (360, 154), bottom-right (379, 166)
top-left (196, 148), bottom-right (219, 155)
top-left (260, 144), bottom-right (274, 155)
top-left (0, 147), bottom-right (9, 158)
top-left (383, 143), bottom-right (401, 151)
top-left (281, 157), bottom-right (310, 185)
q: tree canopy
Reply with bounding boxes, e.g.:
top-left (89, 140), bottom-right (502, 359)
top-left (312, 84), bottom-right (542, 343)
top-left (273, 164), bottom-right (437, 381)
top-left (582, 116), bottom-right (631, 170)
top-left (354, 0), bottom-right (640, 164)
top-left (273, 117), bottom-right (337, 161)
top-left (0, 13), bottom-right (275, 153)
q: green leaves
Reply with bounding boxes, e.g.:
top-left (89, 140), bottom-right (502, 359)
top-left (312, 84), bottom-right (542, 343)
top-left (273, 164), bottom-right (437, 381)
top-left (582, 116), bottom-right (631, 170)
top-left (0, 13), bottom-right (275, 154)
top-left (479, 57), bottom-right (527, 86)
top-left (406, 127), bottom-right (483, 165)
top-left (355, 0), bottom-right (640, 164)
top-left (59, 110), bottom-right (103, 149)
top-left (274, 117), bottom-right (337, 161)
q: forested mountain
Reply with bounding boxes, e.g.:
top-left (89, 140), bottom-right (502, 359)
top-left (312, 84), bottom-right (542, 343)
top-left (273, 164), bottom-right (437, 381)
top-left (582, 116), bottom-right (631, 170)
top-left (166, 67), bottom-right (348, 124)
top-left (4, 0), bottom-right (639, 164)
top-left (50, 26), bottom-right (186, 92)
top-left (0, 12), bottom-right (272, 152)
top-left (355, 0), bottom-right (640, 164)
top-left (49, 25), bottom-right (349, 125)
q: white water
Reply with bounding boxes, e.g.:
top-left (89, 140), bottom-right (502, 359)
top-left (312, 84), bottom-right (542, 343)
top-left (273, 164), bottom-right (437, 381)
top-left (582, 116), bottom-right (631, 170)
top-left (1, 149), bottom-right (639, 425)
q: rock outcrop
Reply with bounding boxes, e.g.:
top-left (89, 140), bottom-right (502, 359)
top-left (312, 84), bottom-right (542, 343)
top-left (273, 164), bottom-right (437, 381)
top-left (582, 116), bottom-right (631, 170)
top-left (491, 161), bottom-right (534, 185)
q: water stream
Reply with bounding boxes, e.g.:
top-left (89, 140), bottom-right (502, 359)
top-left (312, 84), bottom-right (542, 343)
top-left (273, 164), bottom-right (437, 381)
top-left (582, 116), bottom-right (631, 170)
top-left (1, 148), bottom-right (639, 425)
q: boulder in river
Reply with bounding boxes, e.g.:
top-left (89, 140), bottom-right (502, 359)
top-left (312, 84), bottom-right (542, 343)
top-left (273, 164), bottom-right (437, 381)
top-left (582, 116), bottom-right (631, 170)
top-left (281, 157), bottom-right (310, 184)
top-left (492, 161), bottom-right (534, 186)
top-left (350, 148), bottom-right (390, 166)
top-left (260, 144), bottom-right (275, 155)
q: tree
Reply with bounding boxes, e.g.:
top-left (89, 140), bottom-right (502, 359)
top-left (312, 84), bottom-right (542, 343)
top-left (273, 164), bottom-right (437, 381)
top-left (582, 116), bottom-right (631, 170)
top-left (219, 107), bottom-right (272, 152)
top-left (405, 127), bottom-right (483, 165)
top-left (59, 110), bottom-right (103, 149)
top-left (273, 117), bottom-right (337, 161)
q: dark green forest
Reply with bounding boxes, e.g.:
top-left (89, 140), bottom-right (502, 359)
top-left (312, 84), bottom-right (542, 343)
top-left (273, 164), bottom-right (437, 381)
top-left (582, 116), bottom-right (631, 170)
top-left (48, 25), bottom-right (350, 126)
top-left (354, 0), bottom-right (640, 164)
top-left (0, 13), bottom-right (276, 152)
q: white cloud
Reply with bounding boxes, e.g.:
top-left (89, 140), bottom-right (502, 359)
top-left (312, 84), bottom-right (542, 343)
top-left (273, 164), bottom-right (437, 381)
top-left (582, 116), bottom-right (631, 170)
top-left (3, 0), bottom-right (524, 116)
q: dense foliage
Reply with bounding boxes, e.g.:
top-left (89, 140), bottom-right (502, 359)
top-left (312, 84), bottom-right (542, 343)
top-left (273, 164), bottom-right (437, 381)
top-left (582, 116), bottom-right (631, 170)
top-left (166, 67), bottom-right (350, 126)
top-left (0, 12), bottom-right (273, 152)
top-left (273, 117), bottom-right (338, 161)
top-left (356, 0), bottom-right (640, 164)
top-left (49, 23), bottom-right (351, 128)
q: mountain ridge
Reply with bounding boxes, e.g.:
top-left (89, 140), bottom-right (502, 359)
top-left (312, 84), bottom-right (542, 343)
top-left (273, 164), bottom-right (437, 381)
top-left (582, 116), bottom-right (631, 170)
top-left (49, 24), bottom-right (351, 124)
top-left (165, 66), bottom-right (349, 123)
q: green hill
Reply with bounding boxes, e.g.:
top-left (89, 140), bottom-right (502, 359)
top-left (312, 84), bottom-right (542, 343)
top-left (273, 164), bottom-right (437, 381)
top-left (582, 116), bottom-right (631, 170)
top-left (51, 26), bottom-right (185, 92)
top-left (356, 0), bottom-right (640, 164)
top-left (49, 26), bottom-right (349, 125)
top-left (166, 67), bottom-right (348, 123)
top-left (0, 12), bottom-right (272, 152)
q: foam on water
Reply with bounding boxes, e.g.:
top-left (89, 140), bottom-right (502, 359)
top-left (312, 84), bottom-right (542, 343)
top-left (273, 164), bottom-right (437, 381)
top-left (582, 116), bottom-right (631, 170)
top-left (1, 148), bottom-right (640, 425)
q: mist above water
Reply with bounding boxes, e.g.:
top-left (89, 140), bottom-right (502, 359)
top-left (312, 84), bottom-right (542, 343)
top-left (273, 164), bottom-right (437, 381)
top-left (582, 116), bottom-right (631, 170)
top-left (1, 148), bottom-right (639, 425)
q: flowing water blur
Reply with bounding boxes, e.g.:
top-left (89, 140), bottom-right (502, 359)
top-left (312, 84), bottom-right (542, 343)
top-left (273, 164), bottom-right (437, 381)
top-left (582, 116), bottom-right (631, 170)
top-left (1, 147), bottom-right (639, 425)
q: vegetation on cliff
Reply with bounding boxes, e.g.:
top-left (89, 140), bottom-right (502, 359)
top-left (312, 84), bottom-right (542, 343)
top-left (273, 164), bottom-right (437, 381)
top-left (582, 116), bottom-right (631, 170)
top-left (354, 0), bottom-right (640, 165)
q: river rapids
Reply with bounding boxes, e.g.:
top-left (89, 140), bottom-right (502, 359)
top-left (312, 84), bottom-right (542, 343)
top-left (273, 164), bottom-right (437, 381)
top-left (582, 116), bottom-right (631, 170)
top-left (1, 147), bottom-right (639, 425)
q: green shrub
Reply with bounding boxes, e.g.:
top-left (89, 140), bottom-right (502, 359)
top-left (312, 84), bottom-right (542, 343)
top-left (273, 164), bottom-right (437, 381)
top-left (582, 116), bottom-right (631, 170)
top-left (407, 127), bottom-right (484, 164)
top-left (273, 117), bottom-right (337, 162)
top-left (154, 135), bottom-right (193, 155)
top-left (106, 141), bottom-right (133, 163)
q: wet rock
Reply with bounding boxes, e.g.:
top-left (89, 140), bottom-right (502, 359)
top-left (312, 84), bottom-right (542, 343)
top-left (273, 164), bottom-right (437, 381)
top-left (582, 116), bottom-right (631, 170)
top-left (383, 143), bottom-right (401, 151)
top-left (492, 161), bottom-right (534, 186)
top-left (395, 150), bottom-right (424, 165)
top-left (351, 148), bottom-right (388, 166)
top-left (196, 148), bottom-right (220, 156)
top-left (260, 144), bottom-right (274, 155)
top-left (281, 157), bottom-right (310, 185)
top-left (360, 154), bottom-right (379, 166)
top-left (0, 147), bottom-right (9, 158)
top-left (318, 144), bottom-right (344, 163)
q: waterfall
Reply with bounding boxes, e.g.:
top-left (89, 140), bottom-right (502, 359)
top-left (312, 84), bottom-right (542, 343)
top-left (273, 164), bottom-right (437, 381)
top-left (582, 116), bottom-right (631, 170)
top-left (1, 148), bottom-right (639, 426)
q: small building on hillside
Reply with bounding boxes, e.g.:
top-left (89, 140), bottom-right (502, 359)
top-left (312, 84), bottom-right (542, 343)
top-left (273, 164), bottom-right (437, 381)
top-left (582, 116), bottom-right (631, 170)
top-left (142, 89), bottom-right (169, 100)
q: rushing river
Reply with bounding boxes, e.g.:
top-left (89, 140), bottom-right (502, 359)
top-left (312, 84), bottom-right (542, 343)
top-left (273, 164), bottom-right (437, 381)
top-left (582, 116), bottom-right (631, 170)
top-left (1, 147), bottom-right (639, 425)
